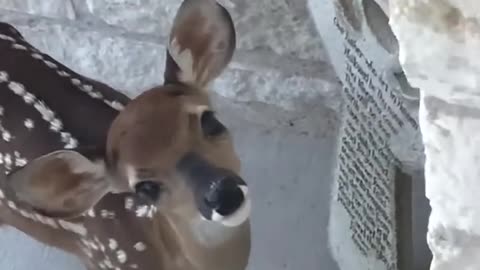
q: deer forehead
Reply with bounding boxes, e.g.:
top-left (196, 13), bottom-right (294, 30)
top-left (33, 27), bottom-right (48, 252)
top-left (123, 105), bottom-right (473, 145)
top-left (107, 88), bottom-right (212, 164)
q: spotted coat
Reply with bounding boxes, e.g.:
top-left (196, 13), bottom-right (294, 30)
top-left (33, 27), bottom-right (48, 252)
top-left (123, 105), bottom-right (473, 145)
top-left (0, 22), bottom-right (160, 270)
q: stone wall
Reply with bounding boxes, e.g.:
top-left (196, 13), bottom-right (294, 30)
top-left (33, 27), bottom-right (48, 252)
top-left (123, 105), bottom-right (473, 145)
top-left (389, 1), bottom-right (480, 269)
top-left (0, 0), bottom-right (341, 128)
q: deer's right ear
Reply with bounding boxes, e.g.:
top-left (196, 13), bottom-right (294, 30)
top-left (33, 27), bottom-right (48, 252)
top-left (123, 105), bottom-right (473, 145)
top-left (164, 0), bottom-right (236, 88)
top-left (5, 150), bottom-right (110, 219)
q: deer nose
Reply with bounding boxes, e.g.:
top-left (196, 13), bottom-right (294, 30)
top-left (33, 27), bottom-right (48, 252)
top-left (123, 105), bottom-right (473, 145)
top-left (135, 181), bottom-right (161, 203)
top-left (204, 177), bottom-right (246, 217)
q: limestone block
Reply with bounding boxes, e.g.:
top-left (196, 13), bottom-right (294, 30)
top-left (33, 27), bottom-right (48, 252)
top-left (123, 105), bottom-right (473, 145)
top-left (83, 0), bottom-right (326, 61)
top-left (0, 0), bottom-right (76, 19)
top-left (1, 17), bottom-right (340, 118)
top-left (389, 1), bottom-right (480, 269)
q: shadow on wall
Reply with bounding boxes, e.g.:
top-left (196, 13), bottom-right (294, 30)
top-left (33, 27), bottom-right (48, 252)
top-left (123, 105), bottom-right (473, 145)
top-left (412, 171), bottom-right (433, 270)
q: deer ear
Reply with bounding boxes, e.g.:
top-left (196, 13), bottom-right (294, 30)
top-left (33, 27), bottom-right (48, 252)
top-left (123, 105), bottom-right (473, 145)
top-left (164, 0), bottom-right (236, 88)
top-left (5, 150), bottom-right (110, 218)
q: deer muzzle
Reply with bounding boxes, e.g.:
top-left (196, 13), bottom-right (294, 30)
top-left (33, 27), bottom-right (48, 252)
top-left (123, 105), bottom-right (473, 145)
top-left (177, 152), bottom-right (250, 227)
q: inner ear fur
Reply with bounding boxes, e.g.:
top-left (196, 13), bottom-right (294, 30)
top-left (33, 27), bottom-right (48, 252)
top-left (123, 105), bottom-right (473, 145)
top-left (4, 150), bottom-right (110, 218)
top-left (164, 0), bottom-right (236, 88)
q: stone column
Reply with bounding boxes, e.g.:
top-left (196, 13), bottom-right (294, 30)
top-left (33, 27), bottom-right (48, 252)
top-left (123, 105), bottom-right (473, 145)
top-left (389, 1), bottom-right (480, 269)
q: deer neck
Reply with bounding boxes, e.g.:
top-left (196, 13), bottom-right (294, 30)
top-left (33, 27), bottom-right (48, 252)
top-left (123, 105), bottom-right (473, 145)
top-left (151, 212), bottom-right (251, 270)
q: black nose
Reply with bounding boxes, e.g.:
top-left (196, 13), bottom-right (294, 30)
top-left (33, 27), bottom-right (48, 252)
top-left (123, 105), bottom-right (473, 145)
top-left (135, 181), bottom-right (161, 203)
top-left (204, 177), bottom-right (245, 216)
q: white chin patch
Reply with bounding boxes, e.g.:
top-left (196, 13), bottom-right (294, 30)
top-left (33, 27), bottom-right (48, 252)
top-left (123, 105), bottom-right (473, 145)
top-left (211, 185), bottom-right (251, 227)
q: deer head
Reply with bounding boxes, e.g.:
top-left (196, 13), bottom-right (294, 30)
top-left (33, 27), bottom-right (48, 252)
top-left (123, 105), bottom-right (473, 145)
top-left (5, 0), bottom-right (250, 234)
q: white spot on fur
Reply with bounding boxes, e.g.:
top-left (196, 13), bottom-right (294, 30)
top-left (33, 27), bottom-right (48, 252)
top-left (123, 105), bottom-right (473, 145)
top-left (19, 209), bottom-right (32, 219)
top-left (31, 53), bottom-right (43, 60)
top-left (60, 132), bottom-right (78, 149)
top-left (89, 91), bottom-right (103, 99)
top-left (0, 34), bottom-right (14, 41)
top-left (4, 153), bottom-right (12, 170)
top-left (0, 189), bottom-right (4, 199)
top-left (0, 80), bottom-right (80, 150)
top-left (109, 238), bottom-right (118, 250)
top-left (57, 70), bottom-right (70, 77)
top-left (116, 250), bottom-right (127, 264)
top-left (12, 43), bottom-right (27, 50)
top-left (7, 200), bottom-right (16, 210)
top-left (130, 264), bottom-right (138, 269)
top-left (50, 118), bottom-right (63, 132)
top-left (14, 151), bottom-right (27, 167)
top-left (104, 100), bottom-right (124, 111)
top-left (111, 101), bottom-right (124, 111)
top-left (43, 60), bottom-right (57, 69)
top-left (33, 213), bottom-right (58, 228)
top-left (93, 236), bottom-right (105, 252)
top-left (8, 81), bottom-right (25, 95)
top-left (135, 204), bottom-right (157, 218)
top-left (42, 217), bottom-right (58, 228)
top-left (24, 118), bottom-right (34, 129)
top-left (23, 92), bottom-right (35, 104)
top-left (0, 71), bottom-right (8, 82)
top-left (211, 185), bottom-right (251, 227)
top-left (87, 208), bottom-right (96, 217)
top-left (103, 258), bottom-right (114, 269)
top-left (34, 100), bottom-right (54, 122)
top-left (133, 242), bottom-right (146, 252)
top-left (71, 78), bottom-right (81, 86)
top-left (58, 220), bottom-right (87, 236)
top-left (1, 128), bottom-right (12, 142)
top-left (81, 238), bottom-right (101, 251)
top-left (23, 45), bottom-right (125, 111)
top-left (125, 197), bottom-right (134, 210)
top-left (82, 84), bottom-right (93, 92)
top-left (0, 106), bottom-right (3, 116)
top-left (81, 245), bottom-right (93, 258)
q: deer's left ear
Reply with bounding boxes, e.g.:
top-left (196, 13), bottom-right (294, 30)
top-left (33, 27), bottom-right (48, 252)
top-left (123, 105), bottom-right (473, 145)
top-left (5, 150), bottom-right (110, 218)
top-left (164, 0), bottom-right (236, 88)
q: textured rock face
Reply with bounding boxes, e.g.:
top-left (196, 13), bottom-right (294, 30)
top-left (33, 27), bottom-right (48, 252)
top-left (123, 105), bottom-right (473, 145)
top-left (389, 1), bottom-right (480, 269)
top-left (0, 0), bottom-right (76, 19)
top-left (84, 0), bottom-right (325, 61)
top-left (0, 0), bottom-right (340, 122)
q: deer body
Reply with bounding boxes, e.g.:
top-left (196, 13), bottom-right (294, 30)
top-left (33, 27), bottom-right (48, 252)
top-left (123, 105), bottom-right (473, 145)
top-left (0, 1), bottom-right (251, 269)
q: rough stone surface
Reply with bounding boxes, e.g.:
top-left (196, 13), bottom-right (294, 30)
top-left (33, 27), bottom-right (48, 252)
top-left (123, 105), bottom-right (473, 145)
top-left (0, 7), bottom-right (340, 115)
top-left (82, 0), bottom-right (326, 61)
top-left (0, 0), bottom-right (76, 19)
top-left (389, 1), bottom-right (480, 269)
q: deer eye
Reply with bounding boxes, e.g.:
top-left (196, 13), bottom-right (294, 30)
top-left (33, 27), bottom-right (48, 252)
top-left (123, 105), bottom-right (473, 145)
top-left (200, 111), bottom-right (226, 137)
top-left (135, 181), bottom-right (162, 203)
